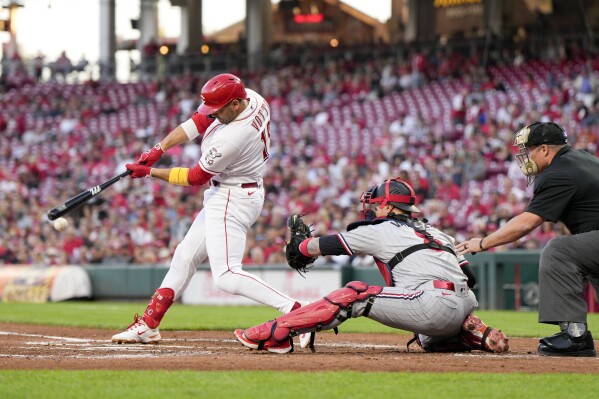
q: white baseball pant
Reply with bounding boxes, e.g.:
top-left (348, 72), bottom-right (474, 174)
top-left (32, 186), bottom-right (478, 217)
top-left (160, 184), bottom-right (298, 313)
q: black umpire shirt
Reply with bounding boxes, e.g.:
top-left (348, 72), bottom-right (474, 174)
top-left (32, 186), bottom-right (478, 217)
top-left (526, 145), bottom-right (599, 235)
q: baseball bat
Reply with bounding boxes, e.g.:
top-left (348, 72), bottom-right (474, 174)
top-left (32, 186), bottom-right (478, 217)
top-left (47, 170), bottom-right (132, 221)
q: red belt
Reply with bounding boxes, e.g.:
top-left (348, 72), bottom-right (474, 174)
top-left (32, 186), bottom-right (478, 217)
top-left (212, 181), bottom-right (259, 188)
top-left (433, 280), bottom-right (455, 292)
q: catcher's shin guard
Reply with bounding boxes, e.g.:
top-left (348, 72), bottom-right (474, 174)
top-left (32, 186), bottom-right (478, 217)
top-left (242, 281), bottom-right (383, 350)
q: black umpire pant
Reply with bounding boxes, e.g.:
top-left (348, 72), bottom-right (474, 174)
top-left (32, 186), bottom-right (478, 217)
top-left (538, 230), bottom-right (599, 324)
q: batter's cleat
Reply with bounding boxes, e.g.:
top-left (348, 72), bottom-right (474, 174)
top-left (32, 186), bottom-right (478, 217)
top-left (298, 332), bottom-right (313, 349)
top-left (538, 331), bottom-right (596, 357)
top-left (460, 314), bottom-right (509, 353)
top-left (294, 300), bottom-right (315, 350)
top-left (234, 328), bottom-right (293, 354)
top-left (111, 313), bottom-right (161, 344)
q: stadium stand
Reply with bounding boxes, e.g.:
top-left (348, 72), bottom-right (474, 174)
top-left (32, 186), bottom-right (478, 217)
top-left (1, 42), bottom-right (599, 266)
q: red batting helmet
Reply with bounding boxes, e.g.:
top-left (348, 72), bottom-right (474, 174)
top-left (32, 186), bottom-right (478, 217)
top-left (360, 178), bottom-right (421, 218)
top-left (197, 73), bottom-right (247, 115)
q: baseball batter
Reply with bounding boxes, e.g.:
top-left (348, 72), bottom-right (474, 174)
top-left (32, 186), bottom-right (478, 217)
top-left (112, 73), bottom-right (309, 346)
top-left (235, 178), bottom-right (509, 354)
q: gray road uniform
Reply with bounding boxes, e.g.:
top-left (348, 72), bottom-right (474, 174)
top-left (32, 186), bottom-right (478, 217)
top-left (325, 215), bottom-right (478, 344)
top-left (237, 179), bottom-right (507, 354)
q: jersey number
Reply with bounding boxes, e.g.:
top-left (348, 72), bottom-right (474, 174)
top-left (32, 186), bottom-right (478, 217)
top-left (260, 121), bottom-right (271, 161)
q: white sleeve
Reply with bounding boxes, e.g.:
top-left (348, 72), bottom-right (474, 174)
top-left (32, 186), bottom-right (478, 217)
top-left (181, 118), bottom-right (200, 141)
top-left (199, 139), bottom-right (241, 175)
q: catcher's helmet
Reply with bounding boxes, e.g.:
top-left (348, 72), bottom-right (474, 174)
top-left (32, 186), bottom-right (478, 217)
top-left (360, 178), bottom-right (421, 218)
top-left (198, 73), bottom-right (247, 115)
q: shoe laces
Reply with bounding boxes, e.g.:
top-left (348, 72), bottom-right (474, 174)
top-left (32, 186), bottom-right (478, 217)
top-left (127, 313), bottom-right (147, 330)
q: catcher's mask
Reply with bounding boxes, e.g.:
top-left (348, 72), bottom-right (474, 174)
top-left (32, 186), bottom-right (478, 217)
top-left (359, 178), bottom-right (421, 220)
top-left (513, 122), bottom-right (567, 186)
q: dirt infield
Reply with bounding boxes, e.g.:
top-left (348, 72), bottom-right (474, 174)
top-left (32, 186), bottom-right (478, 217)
top-left (0, 323), bottom-right (597, 373)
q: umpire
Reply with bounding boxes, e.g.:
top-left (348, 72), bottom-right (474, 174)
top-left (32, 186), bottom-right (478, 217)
top-left (457, 121), bottom-right (599, 357)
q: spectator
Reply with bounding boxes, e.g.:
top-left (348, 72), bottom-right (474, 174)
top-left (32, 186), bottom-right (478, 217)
top-left (53, 51), bottom-right (73, 81)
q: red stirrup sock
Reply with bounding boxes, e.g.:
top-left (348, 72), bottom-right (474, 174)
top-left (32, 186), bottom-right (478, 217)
top-left (143, 288), bottom-right (174, 329)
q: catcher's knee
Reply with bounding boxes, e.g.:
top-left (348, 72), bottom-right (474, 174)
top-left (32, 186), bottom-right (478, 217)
top-left (247, 282), bottom-right (384, 345)
top-left (325, 281), bottom-right (383, 308)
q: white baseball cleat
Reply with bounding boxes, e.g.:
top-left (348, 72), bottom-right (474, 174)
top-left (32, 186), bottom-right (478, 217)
top-left (295, 300), bottom-right (315, 349)
top-left (298, 332), bottom-right (313, 349)
top-left (111, 313), bottom-right (161, 344)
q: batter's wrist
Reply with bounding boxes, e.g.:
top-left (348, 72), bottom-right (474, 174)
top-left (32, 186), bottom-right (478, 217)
top-left (479, 237), bottom-right (488, 251)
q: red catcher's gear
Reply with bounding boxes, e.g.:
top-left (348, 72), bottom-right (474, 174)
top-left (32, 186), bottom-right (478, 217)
top-left (242, 281), bottom-right (382, 347)
top-left (197, 73), bottom-right (247, 115)
top-left (143, 288), bottom-right (174, 328)
top-left (360, 177), bottom-right (421, 218)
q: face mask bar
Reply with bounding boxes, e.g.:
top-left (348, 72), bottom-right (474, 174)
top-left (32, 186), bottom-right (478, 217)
top-left (359, 187), bottom-right (377, 221)
top-left (513, 127), bottom-right (537, 186)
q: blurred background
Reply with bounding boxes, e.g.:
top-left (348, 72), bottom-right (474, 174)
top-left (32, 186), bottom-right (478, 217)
top-left (1, 0), bottom-right (599, 309)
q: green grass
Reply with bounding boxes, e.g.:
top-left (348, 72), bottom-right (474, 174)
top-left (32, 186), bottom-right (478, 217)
top-left (1, 371), bottom-right (598, 399)
top-left (2, 302), bottom-right (598, 398)
top-left (1, 301), bottom-right (598, 338)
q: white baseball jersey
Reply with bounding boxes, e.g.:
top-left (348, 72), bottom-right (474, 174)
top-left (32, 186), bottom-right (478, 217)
top-left (160, 88), bottom-right (298, 315)
top-left (181, 88), bottom-right (270, 185)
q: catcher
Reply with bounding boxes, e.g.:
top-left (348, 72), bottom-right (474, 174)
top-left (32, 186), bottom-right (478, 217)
top-left (234, 178), bottom-right (509, 354)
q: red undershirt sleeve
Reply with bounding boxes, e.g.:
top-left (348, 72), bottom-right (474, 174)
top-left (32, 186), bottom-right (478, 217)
top-left (190, 112), bottom-right (212, 134)
top-left (188, 164), bottom-right (214, 186)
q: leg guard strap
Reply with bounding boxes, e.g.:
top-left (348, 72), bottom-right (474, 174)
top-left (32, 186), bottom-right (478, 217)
top-left (243, 282), bottom-right (382, 349)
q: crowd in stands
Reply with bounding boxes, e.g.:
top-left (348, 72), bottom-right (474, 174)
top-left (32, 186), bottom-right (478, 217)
top-left (1, 41), bottom-right (599, 268)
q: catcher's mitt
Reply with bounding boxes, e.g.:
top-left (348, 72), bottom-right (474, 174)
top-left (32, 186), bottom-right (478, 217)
top-left (286, 214), bottom-right (317, 276)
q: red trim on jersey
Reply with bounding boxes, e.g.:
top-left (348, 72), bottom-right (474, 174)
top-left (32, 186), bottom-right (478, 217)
top-left (374, 258), bottom-right (393, 286)
top-left (378, 291), bottom-right (424, 300)
top-left (202, 122), bottom-right (224, 141)
top-left (188, 164), bottom-right (214, 186)
top-left (219, 185), bottom-right (295, 303)
top-left (199, 159), bottom-right (220, 174)
top-left (235, 97), bottom-right (263, 122)
top-left (190, 112), bottom-right (213, 135)
top-left (224, 189), bottom-right (231, 269)
top-left (336, 234), bottom-right (353, 255)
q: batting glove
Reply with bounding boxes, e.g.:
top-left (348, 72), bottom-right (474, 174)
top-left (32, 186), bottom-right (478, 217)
top-left (136, 143), bottom-right (164, 167)
top-left (126, 163), bottom-right (152, 178)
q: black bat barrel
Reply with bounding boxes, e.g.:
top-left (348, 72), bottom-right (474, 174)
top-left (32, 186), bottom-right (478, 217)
top-left (46, 170), bottom-right (132, 221)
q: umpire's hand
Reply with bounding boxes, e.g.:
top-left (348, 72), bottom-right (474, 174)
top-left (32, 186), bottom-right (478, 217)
top-left (456, 237), bottom-right (486, 256)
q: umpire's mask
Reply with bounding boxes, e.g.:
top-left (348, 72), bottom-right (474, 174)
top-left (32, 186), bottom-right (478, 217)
top-left (513, 122), bottom-right (567, 186)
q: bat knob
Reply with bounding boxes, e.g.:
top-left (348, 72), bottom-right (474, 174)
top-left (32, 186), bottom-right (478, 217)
top-left (47, 209), bottom-right (59, 221)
